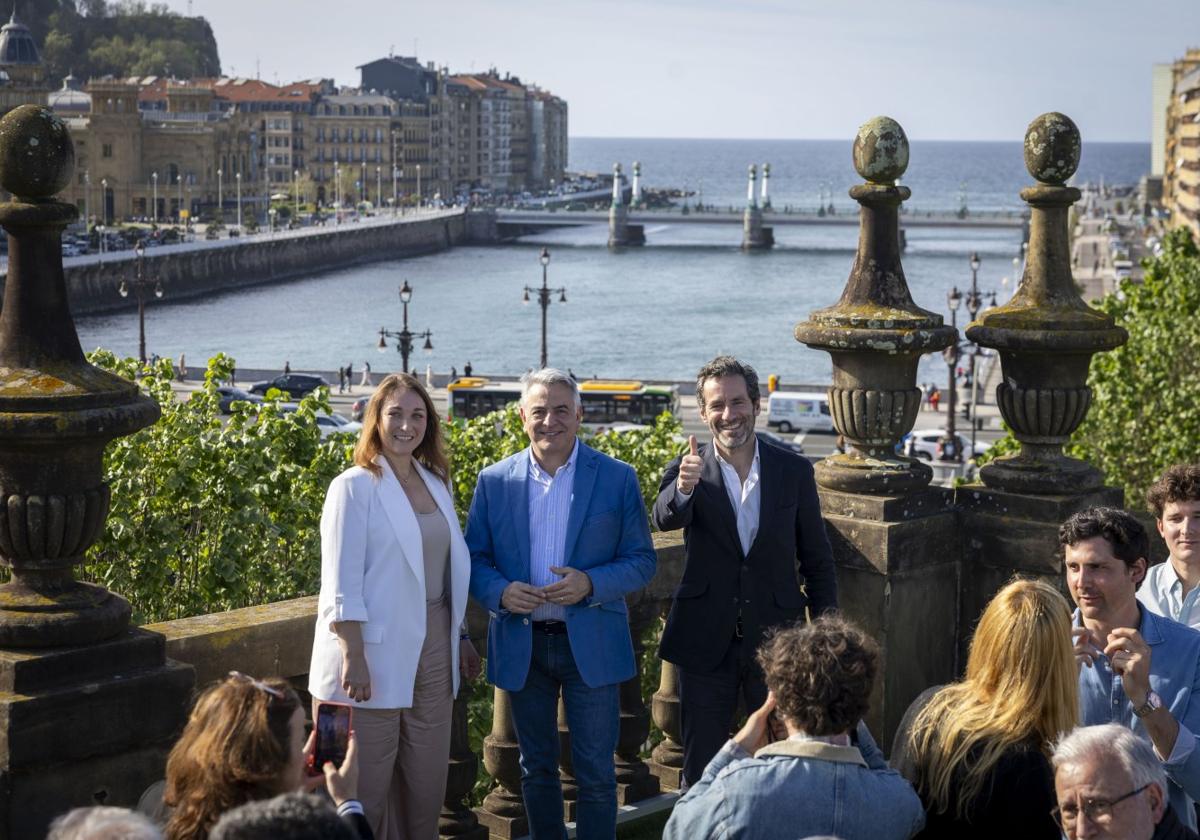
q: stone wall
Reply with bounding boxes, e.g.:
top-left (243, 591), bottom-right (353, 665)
top-left (36, 213), bottom-right (466, 316)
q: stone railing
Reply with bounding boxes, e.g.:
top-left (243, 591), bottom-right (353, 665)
top-left (144, 532), bottom-right (687, 839)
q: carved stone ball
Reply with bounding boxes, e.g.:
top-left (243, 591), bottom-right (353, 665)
top-left (0, 105), bottom-right (74, 199)
top-left (853, 116), bottom-right (909, 184)
top-left (1024, 112), bottom-right (1080, 185)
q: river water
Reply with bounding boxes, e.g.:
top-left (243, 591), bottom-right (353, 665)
top-left (75, 138), bottom-right (1149, 385)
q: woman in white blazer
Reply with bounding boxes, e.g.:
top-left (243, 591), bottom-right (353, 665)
top-left (309, 373), bottom-right (480, 840)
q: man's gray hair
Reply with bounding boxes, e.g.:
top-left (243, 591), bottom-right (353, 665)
top-left (1052, 723), bottom-right (1167, 793)
top-left (519, 368), bottom-right (581, 408)
top-left (46, 806), bottom-right (161, 840)
top-left (209, 792), bottom-right (354, 840)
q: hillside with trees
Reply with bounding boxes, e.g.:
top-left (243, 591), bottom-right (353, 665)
top-left (21, 0), bottom-right (221, 81)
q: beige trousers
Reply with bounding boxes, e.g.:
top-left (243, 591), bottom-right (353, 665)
top-left (348, 596), bottom-right (453, 840)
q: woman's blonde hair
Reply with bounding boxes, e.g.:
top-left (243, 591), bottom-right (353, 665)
top-left (904, 577), bottom-right (1079, 819)
top-left (353, 373), bottom-right (449, 481)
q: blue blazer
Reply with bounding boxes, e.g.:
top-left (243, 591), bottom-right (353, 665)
top-left (466, 442), bottom-right (657, 691)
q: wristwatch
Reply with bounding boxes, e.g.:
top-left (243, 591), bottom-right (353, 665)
top-left (1134, 690), bottom-right (1163, 718)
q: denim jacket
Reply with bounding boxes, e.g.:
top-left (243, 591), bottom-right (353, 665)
top-left (663, 722), bottom-right (925, 840)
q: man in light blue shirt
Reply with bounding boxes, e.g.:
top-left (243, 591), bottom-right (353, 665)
top-left (1138, 465), bottom-right (1200, 629)
top-left (1063, 506), bottom-right (1200, 830)
top-left (466, 368), bottom-right (656, 840)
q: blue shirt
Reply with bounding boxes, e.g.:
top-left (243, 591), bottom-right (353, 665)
top-left (1139, 560), bottom-right (1200, 630)
top-left (1076, 604), bottom-right (1200, 829)
top-left (527, 439), bottom-right (578, 622)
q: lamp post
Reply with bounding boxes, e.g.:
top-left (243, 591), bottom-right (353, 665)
top-left (376, 166), bottom-right (381, 212)
top-left (294, 168), bottom-right (300, 222)
top-left (522, 247), bottom-right (567, 368)
top-left (176, 169), bottom-right (182, 223)
top-left (377, 280), bottom-right (433, 374)
top-left (391, 130), bottom-right (398, 216)
top-left (84, 169), bottom-right (90, 233)
top-left (151, 171), bottom-right (158, 224)
top-left (416, 163), bottom-right (421, 209)
top-left (217, 167), bottom-right (222, 221)
top-left (100, 177), bottom-right (108, 226)
top-left (236, 171), bottom-right (242, 229)
top-left (334, 161), bottom-right (341, 223)
top-left (939, 286), bottom-right (963, 462)
top-left (117, 240), bottom-right (164, 364)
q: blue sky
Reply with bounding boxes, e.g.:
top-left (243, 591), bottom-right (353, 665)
top-left (170, 0), bottom-right (1198, 142)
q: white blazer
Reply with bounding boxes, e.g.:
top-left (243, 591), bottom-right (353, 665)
top-left (308, 455), bottom-right (471, 709)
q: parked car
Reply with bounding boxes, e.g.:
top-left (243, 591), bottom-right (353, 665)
top-left (351, 396), bottom-right (368, 422)
top-left (248, 373), bottom-right (329, 399)
top-left (902, 428), bottom-right (990, 461)
top-left (277, 403), bottom-right (362, 439)
top-left (757, 430), bottom-right (805, 455)
top-left (215, 386), bottom-right (264, 414)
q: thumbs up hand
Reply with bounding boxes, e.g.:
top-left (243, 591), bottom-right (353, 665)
top-left (677, 435), bottom-right (703, 496)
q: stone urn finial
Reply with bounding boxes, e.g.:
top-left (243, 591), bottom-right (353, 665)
top-left (0, 105), bottom-right (159, 647)
top-left (794, 116), bottom-right (955, 494)
top-left (965, 113), bottom-right (1127, 495)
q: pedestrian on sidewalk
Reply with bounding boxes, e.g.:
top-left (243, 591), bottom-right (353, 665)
top-left (929, 386), bottom-right (941, 412)
top-left (359, 361), bottom-right (371, 388)
top-left (177, 352), bottom-right (187, 382)
top-left (284, 360), bottom-right (291, 375)
top-left (346, 362), bottom-right (354, 394)
top-left (337, 366), bottom-right (346, 394)
top-left (450, 366), bottom-right (458, 382)
top-left (463, 361), bottom-right (473, 378)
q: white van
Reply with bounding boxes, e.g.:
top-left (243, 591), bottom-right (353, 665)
top-left (766, 391), bottom-right (833, 433)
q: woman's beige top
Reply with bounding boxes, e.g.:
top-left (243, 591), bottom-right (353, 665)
top-left (415, 509), bottom-right (451, 602)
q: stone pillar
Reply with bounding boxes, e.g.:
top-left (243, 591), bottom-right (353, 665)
top-left (631, 160), bottom-right (642, 208)
top-left (475, 687), bottom-right (528, 839)
top-left (794, 116), bottom-right (960, 746)
top-left (614, 599), bottom-right (660, 804)
top-left (0, 105), bottom-right (195, 837)
top-left (760, 162), bottom-right (772, 210)
top-left (439, 692), bottom-right (487, 839)
top-left (959, 112), bottom-right (1127, 647)
top-left (646, 660), bottom-right (684, 790)
top-left (742, 164), bottom-right (772, 250)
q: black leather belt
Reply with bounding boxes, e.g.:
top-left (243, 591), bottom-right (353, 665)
top-left (533, 620), bottom-right (568, 635)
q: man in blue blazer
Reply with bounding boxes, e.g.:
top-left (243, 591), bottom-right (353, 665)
top-left (466, 368), bottom-right (657, 840)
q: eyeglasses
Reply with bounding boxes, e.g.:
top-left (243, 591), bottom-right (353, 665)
top-left (1052, 784), bottom-right (1150, 827)
top-left (228, 670), bottom-right (285, 700)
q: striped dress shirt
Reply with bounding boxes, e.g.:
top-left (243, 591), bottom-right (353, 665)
top-left (528, 440), bottom-right (578, 622)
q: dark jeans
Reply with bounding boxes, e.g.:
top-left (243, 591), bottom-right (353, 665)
top-left (509, 630), bottom-right (620, 840)
top-left (677, 636), bottom-right (768, 789)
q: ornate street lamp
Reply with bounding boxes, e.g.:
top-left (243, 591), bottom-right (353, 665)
top-left (523, 247), bottom-right (567, 369)
top-left (117, 240), bottom-right (164, 364)
top-left (939, 287), bottom-right (964, 462)
top-left (378, 280), bottom-right (433, 374)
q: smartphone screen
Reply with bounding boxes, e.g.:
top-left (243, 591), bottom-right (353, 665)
top-left (311, 702), bottom-right (352, 773)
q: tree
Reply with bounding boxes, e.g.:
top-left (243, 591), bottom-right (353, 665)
top-left (1064, 228), bottom-right (1200, 505)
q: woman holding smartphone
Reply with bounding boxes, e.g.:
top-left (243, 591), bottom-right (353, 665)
top-left (309, 373), bottom-right (480, 840)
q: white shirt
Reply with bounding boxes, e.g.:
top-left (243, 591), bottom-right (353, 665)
top-left (676, 439), bottom-right (761, 556)
top-left (527, 439), bottom-right (578, 622)
top-left (1138, 560), bottom-right (1200, 630)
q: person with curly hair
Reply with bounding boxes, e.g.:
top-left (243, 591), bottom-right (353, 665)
top-left (1139, 465), bottom-right (1200, 629)
top-left (891, 578), bottom-right (1079, 838)
top-left (162, 672), bottom-right (365, 840)
top-left (663, 615), bottom-right (924, 840)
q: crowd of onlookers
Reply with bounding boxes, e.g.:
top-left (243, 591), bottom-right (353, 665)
top-left (34, 355), bottom-right (1200, 839)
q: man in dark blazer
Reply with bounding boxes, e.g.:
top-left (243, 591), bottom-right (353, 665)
top-left (653, 355), bottom-right (837, 787)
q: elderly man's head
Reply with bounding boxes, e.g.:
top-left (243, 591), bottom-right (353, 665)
top-left (755, 615), bottom-right (877, 736)
top-left (1052, 724), bottom-right (1167, 840)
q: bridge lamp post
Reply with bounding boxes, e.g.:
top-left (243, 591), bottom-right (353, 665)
top-left (117, 240), bottom-right (164, 365)
top-left (151, 171), bottom-right (158, 225)
top-left (217, 168), bottom-right (222, 221)
top-left (523, 246), bottom-right (566, 369)
top-left (236, 171), bottom-right (242, 229)
top-left (294, 169), bottom-right (300, 221)
top-left (378, 280), bottom-right (433, 374)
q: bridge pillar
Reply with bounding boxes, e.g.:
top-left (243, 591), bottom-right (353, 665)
top-left (742, 164), bottom-right (773, 250)
top-left (631, 161), bottom-right (642, 208)
top-left (608, 163), bottom-right (644, 247)
top-left (760, 162), bottom-right (772, 210)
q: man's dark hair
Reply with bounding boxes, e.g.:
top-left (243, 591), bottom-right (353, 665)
top-left (756, 615), bottom-right (877, 736)
top-left (209, 793), bottom-right (354, 840)
top-left (695, 355), bottom-right (760, 411)
top-left (1058, 507), bottom-right (1149, 572)
top-left (1146, 464), bottom-right (1200, 519)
